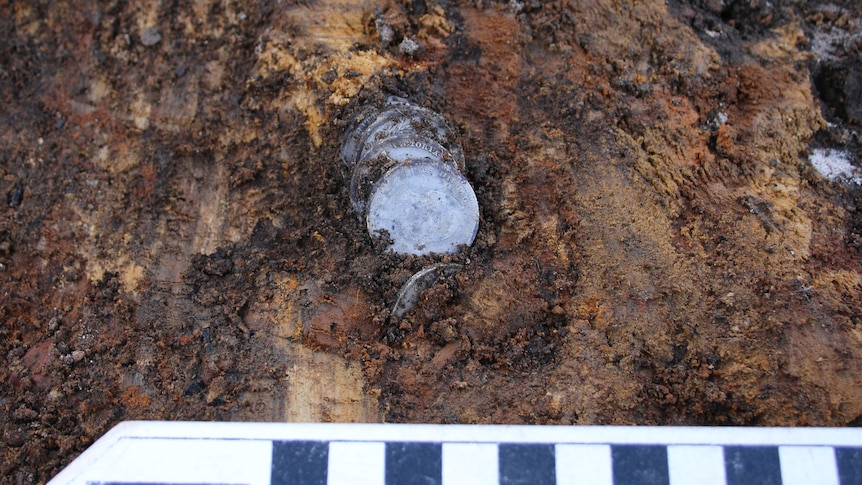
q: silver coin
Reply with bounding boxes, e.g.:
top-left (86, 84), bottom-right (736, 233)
top-left (340, 103), bottom-right (382, 166)
top-left (391, 263), bottom-right (462, 320)
top-left (349, 135), bottom-right (458, 214)
top-left (341, 97), bottom-right (464, 170)
top-left (366, 159), bottom-right (479, 256)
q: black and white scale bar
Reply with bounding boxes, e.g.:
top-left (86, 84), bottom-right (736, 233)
top-left (49, 422), bottom-right (862, 485)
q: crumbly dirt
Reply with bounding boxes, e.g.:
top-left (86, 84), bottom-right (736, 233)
top-left (2, 0), bottom-right (862, 482)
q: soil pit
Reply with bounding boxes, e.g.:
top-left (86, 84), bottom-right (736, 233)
top-left (1, 0), bottom-right (862, 482)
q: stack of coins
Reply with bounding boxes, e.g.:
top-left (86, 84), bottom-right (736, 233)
top-left (341, 97), bottom-right (479, 257)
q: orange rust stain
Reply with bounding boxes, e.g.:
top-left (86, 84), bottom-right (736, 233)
top-left (120, 386), bottom-right (151, 410)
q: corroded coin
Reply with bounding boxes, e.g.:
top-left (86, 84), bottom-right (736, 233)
top-left (391, 263), bottom-right (462, 319)
top-left (341, 97), bottom-right (464, 169)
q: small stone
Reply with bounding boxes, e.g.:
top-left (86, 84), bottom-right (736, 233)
top-left (141, 27), bottom-right (162, 47)
top-left (375, 17), bottom-right (394, 47)
top-left (705, 109), bottom-right (728, 131)
top-left (56, 341), bottom-right (71, 356)
top-left (206, 376), bottom-right (226, 404)
top-left (47, 317), bottom-right (60, 335)
top-left (398, 37), bottom-right (421, 56)
top-left (71, 350), bottom-right (85, 362)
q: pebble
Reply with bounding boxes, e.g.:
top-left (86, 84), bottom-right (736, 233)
top-left (375, 17), bottom-right (394, 47)
top-left (61, 350), bottom-right (85, 365)
top-left (141, 27), bottom-right (162, 47)
top-left (47, 317), bottom-right (60, 335)
top-left (56, 341), bottom-right (71, 356)
top-left (398, 37), bottom-right (421, 56)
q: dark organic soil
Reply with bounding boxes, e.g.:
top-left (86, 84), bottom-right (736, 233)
top-left (2, 0), bottom-right (861, 483)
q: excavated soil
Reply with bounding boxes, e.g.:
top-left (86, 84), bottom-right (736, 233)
top-left (2, 0), bottom-right (862, 482)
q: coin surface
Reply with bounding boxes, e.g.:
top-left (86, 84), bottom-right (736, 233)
top-left (349, 135), bottom-right (456, 214)
top-left (341, 97), bottom-right (464, 170)
top-left (391, 263), bottom-right (462, 319)
top-left (366, 160), bottom-right (479, 256)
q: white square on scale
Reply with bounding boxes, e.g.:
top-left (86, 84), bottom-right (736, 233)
top-left (442, 443), bottom-right (499, 485)
top-left (779, 446), bottom-right (839, 485)
top-left (555, 444), bottom-right (613, 485)
top-left (328, 441), bottom-right (386, 485)
top-left (667, 445), bottom-right (726, 485)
